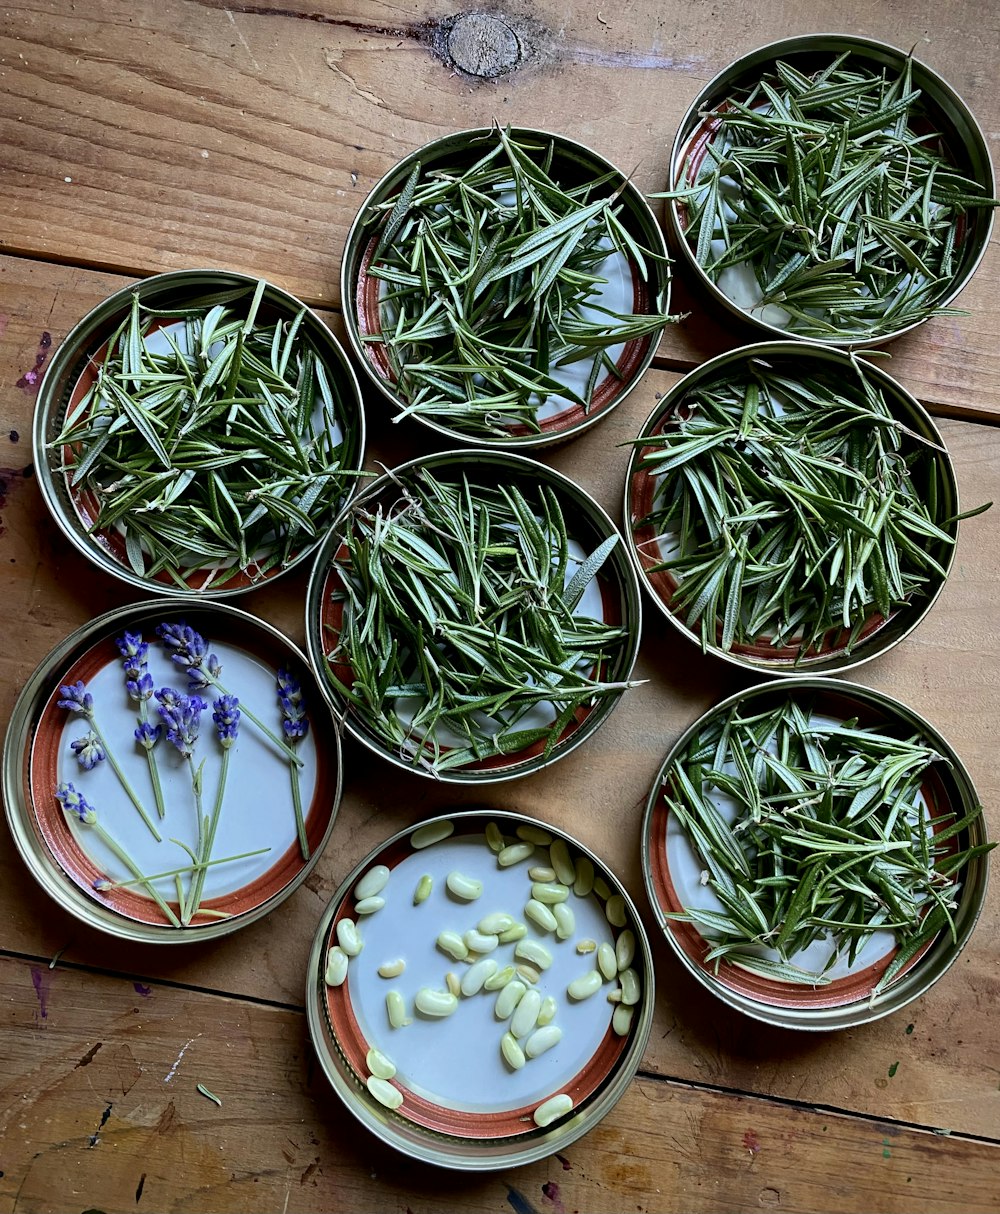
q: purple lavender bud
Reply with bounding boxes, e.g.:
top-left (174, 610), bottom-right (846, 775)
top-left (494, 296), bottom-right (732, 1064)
top-left (93, 877), bottom-right (111, 891)
top-left (155, 686), bottom-right (183, 711)
top-left (57, 681), bottom-right (94, 716)
top-left (126, 672), bottom-right (155, 702)
top-left (277, 667), bottom-right (309, 743)
top-left (158, 692), bottom-right (207, 757)
top-left (115, 632), bottom-right (148, 661)
top-left (212, 694), bottom-right (241, 748)
top-left (70, 730), bottom-right (106, 771)
top-left (55, 781), bottom-right (97, 824)
top-left (135, 721), bottom-right (162, 751)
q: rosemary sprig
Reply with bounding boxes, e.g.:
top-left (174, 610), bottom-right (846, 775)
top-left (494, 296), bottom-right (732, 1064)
top-left (632, 354), bottom-right (966, 660)
top-left (361, 126), bottom-right (676, 437)
top-left (662, 52), bottom-right (998, 338)
top-left (663, 697), bottom-right (994, 990)
top-left (52, 283), bottom-right (356, 590)
top-left (324, 466), bottom-right (637, 773)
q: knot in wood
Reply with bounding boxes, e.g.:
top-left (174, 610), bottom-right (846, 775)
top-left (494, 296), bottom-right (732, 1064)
top-left (446, 13), bottom-right (521, 78)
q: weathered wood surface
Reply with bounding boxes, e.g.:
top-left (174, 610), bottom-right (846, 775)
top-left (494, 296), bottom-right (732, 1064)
top-left (2, 956), bottom-right (998, 1214)
top-left (0, 3), bottom-right (999, 417)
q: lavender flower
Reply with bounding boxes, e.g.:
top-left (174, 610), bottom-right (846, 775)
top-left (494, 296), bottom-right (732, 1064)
top-left (156, 621), bottom-right (225, 692)
top-left (135, 722), bottom-right (162, 751)
top-left (156, 690), bottom-right (207, 758)
top-left (70, 730), bottom-right (106, 771)
top-left (115, 631), bottom-right (147, 660)
top-left (58, 681), bottom-right (94, 716)
top-left (54, 782), bottom-right (98, 824)
top-left (212, 695), bottom-right (240, 749)
top-left (277, 668), bottom-right (309, 741)
top-left (126, 671), bottom-right (155, 702)
top-left (187, 653), bottom-right (223, 692)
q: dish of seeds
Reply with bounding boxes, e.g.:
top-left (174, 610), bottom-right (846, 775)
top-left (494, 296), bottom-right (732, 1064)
top-left (45, 276), bottom-right (364, 593)
top-left (627, 345), bottom-right (969, 670)
top-left (346, 125), bottom-right (674, 441)
top-left (664, 44), bottom-right (998, 341)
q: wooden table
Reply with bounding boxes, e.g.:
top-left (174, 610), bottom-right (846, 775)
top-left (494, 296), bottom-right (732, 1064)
top-left (1, 3), bottom-right (998, 1211)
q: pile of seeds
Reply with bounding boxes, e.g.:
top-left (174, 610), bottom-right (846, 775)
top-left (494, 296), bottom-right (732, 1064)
top-left (360, 126), bottom-right (673, 437)
top-left (661, 697), bottom-right (993, 993)
top-left (324, 466), bottom-right (636, 772)
top-left (667, 52), bottom-right (998, 338)
top-left (52, 281), bottom-right (357, 590)
top-left (631, 355), bottom-right (957, 659)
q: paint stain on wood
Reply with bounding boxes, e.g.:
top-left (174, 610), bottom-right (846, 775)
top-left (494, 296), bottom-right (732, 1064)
top-left (555, 1153), bottom-right (572, 1170)
top-left (541, 1180), bottom-right (566, 1213)
top-left (135, 1172), bottom-right (146, 1203)
top-left (89, 1101), bottom-right (114, 1147)
top-left (507, 1186), bottom-right (541, 1214)
top-left (134, 982), bottom-right (153, 997)
top-left (75, 1042), bottom-right (104, 1069)
top-left (16, 331), bottom-right (51, 392)
top-left (30, 965), bottom-right (50, 1020)
top-left (743, 1128), bottom-right (761, 1156)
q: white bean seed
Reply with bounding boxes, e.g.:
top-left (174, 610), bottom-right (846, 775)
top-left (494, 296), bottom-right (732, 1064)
top-left (436, 930), bottom-right (469, 961)
top-left (607, 988), bottom-right (623, 1004)
top-left (533, 1093), bottom-right (573, 1127)
top-left (537, 996), bottom-right (557, 1027)
top-left (498, 842), bottom-right (534, 867)
top-left (510, 988), bottom-right (542, 1037)
top-left (612, 1004), bottom-right (634, 1036)
top-left (524, 899), bottom-right (558, 932)
top-left (498, 922), bottom-right (528, 943)
top-left (446, 871), bottom-right (483, 900)
top-left (515, 939), bottom-right (553, 971)
top-left (411, 820), bottom-right (454, 849)
top-left (525, 1025), bottom-right (562, 1058)
top-left (386, 991), bottom-right (411, 1028)
top-left (593, 876), bottom-right (612, 901)
top-left (336, 918), bottom-right (363, 957)
top-left (485, 821), bottom-right (505, 853)
top-left (377, 958), bottom-right (406, 979)
top-left (576, 938), bottom-right (597, 954)
top-left (567, 970), bottom-right (602, 1001)
top-left (549, 839), bottom-right (575, 886)
top-left (598, 942), bottom-right (617, 981)
top-left (501, 1032), bottom-right (525, 1070)
top-left (516, 963), bottom-right (541, 985)
top-left (355, 864), bottom-right (390, 901)
top-left (354, 895), bottom-right (385, 915)
top-left (366, 1047), bottom-right (396, 1080)
top-left (461, 958), bottom-right (498, 996)
top-left (325, 945), bottom-right (348, 987)
top-left (553, 903), bottom-right (575, 940)
top-left (463, 929), bottom-right (499, 954)
top-left (367, 1075), bottom-right (403, 1109)
top-left (531, 881), bottom-right (569, 904)
top-left (616, 929), bottom-right (636, 971)
top-left (415, 987), bottom-right (459, 1017)
top-left (516, 824), bottom-right (552, 845)
top-left (445, 971), bottom-right (461, 998)
top-left (528, 865), bottom-right (557, 882)
top-left (573, 857), bottom-right (595, 897)
top-left (413, 874), bottom-right (433, 905)
top-left (484, 965), bottom-right (516, 991)
top-left (478, 912), bottom-right (515, 935)
top-left (495, 980), bottom-right (526, 1020)
top-left (620, 967), bottom-right (641, 1006)
top-left (606, 894), bottom-right (627, 927)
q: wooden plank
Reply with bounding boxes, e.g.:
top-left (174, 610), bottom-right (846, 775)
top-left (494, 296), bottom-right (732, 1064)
top-left (0, 955), bottom-right (997, 1214)
top-left (0, 3), bottom-right (999, 416)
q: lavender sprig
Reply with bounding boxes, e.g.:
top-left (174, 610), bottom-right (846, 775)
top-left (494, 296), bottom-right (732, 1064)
top-left (57, 782), bottom-right (180, 928)
top-left (277, 668), bottom-right (310, 861)
top-left (156, 622), bottom-right (304, 766)
top-left (186, 695), bottom-right (241, 923)
top-left (58, 681), bottom-right (162, 842)
top-left (156, 688), bottom-right (208, 921)
top-left (117, 631), bottom-right (167, 819)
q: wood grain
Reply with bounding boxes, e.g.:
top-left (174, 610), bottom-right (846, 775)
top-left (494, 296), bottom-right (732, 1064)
top-left (0, 2), bottom-right (998, 416)
top-left (1, 955), bottom-right (997, 1214)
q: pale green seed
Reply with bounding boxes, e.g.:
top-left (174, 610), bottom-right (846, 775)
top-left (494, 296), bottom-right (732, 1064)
top-left (484, 964), bottom-right (517, 991)
top-left (366, 1047), bottom-right (396, 1080)
top-left (607, 987), bottom-right (623, 1003)
top-left (553, 902), bottom-right (575, 941)
top-left (325, 945), bottom-right (348, 987)
top-left (354, 895), bottom-right (385, 915)
top-left (525, 899), bottom-right (558, 932)
top-left (620, 967), bottom-right (641, 1006)
top-left (501, 1031), bottom-right (526, 1070)
top-left (593, 876), bottom-right (612, 901)
top-left (606, 894), bottom-right (627, 927)
top-left (464, 929), bottom-right (499, 954)
top-left (537, 996), bottom-right (557, 1027)
top-left (528, 865), bottom-right (557, 882)
top-left (411, 819), bottom-right (454, 849)
top-left (485, 821), bottom-right (505, 852)
top-left (413, 874), bottom-right (433, 905)
top-left (355, 864), bottom-right (390, 900)
top-left (531, 881), bottom-right (569, 904)
top-left (525, 1024), bottom-right (562, 1058)
top-left (386, 990), bottom-right (411, 1028)
top-left (598, 942), bottom-right (617, 981)
top-left (549, 839), bottom-right (575, 886)
top-left (515, 939), bottom-right (553, 971)
top-left (447, 870), bottom-right (483, 900)
top-left (367, 1075), bottom-right (403, 1109)
top-left (516, 962), bottom-right (542, 985)
top-left (495, 979), bottom-right (527, 1019)
top-left (533, 1093), bottom-right (573, 1127)
top-left (573, 857), bottom-right (595, 897)
top-left (516, 824), bottom-right (552, 845)
top-left (498, 842), bottom-right (534, 867)
top-left (437, 930), bottom-right (469, 961)
top-left (461, 958), bottom-right (499, 996)
top-left (616, 929), bottom-right (636, 972)
top-left (612, 1004), bottom-right (634, 1036)
top-left (336, 918), bottom-right (363, 957)
top-left (415, 987), bottom-right (459, 1017)
top-left (567, 969), bottom-right (602, 1000)
top-left (377, 958), bottom-right (406, 979)
top-left (478, 912), bottom-right (515, 935)
top-left (498, 922), bottom-right (528, 943)
top-left (576, 938), bottom-right (597, 954)
top-left (510, 988), bottom-right (542, 1037)
top-left (445, 971), bottom-right (462, 998)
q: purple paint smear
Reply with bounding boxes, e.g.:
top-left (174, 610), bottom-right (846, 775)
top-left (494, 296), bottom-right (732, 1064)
top-left (134, 982), bottom-right (152, 997)
top-left (31, 965), bottom-right (49, 1018)
top-left (16, 331), bottom-right (52, 393)
top-left (542, 1181), bottom-right (566, 1214)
